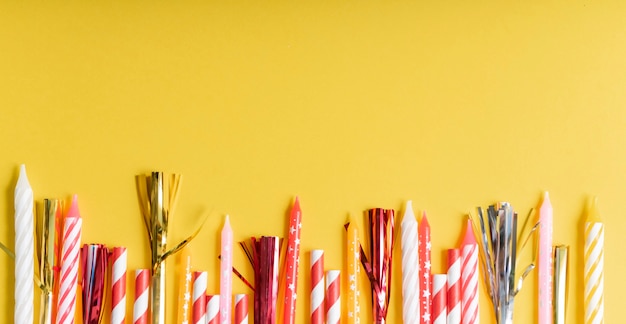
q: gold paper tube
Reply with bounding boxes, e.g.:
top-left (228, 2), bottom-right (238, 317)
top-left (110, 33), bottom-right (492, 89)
top-left (36, 199), bottom-right (60, 324)
top-left (553, 245), bottom-right (569, 324)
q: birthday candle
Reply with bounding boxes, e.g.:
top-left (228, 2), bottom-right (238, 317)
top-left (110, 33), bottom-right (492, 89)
top-left (346, 221), bottom-right (360, 324)
top-left (14, 164), bottom-right (35, 324)
top-left (584, 197), bottom-right (604, 324)
top-left (538, 192), bottom-right (553, 324)
top-left (193, 272), bottom-right (207, 324)
top-left (432, 274), bottom-right (447, 324)
top-left (176, 246), bottom-right (193, 324)
top-left (325, 270), bottom-right (341, 324)
top-left (110, 247), bottom-right (128, 324)
top-left (310, 250), bottom-right (324, 324)
top-left (461, 220), bottom-right (479, 324)
top-left (133, 269), bottom-right (150, 324)
top-left (206, 295), bottom-right (220, 324)
top-left (419, 212), bottom-right (432, 324)
top-left (447, 249), bottom-right (461, 324)
top-left (56, 195), bottom-right (83, 324)
top-left (220, 215), bottom-right (233, 324)
top-left (401, 201), bottom-right (420, 324)
top-left (234, 294), bottom-right (248, 324)
top-left (283, 197), bottom-right (302, 324)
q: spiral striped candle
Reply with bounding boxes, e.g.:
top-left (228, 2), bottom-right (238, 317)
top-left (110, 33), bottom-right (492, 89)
top-left (461, 220), bottom-right (478, 324)
top-left (110, 247), bottom-right (127, 324)
top-left (432, 274), bottom-right (447, 324)
top-left (419, 212), bottom-right (432, 324)
top-left (310, 249), bottom-right (324, 324)
top-left (133, 269), bottom-right (150, 324)
top-left (401, 200), bottom-right (420, 324)
top-left (538, 192), bottom-right (553, 324)
top-left (446, 249), bottom-right (461, 324)
top-left (192, 272), bottom-right (207, 324)
top-left (325, 270), bottom-right (341, 324)
top-left (234, 294), bottom-right (248, 324)
top-left (345, 221), bottom-right (360, 324)
top-left (206, 295), bottom-right (220, 324)
top-left (56, 195), bottom-right (83, 324)
top-left (14, 164), bottom-right (35, 324)
top-left (584, 197), bottom-right (604, 324)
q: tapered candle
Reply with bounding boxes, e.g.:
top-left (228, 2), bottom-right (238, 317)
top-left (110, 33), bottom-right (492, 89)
top-left (14, 164), bottom-right (35, 324)
top-left (447, 249), bottom-right (461, 324)
top-left (193, 271), bottom-right (207, 324)
top-left (133, 269), bottom-right (149, 324)
top-left (283, 197), bottom-right (302, 324)
top-left (345, 221), bottom-right (360, 324)
top-left (538, 192), bottom-right (553, 324)
top-left (432, 274), bottom-right (447, 324)
top-left (110, 247), bottom-right (128, 324)
top-left (310, 250), bottom-right (324, 324)
top-left (401, 201), bottom-right (420, 324)
top-left (419, 212), bottom-right (432, 324)
top-left (176, 245), bottom-right (193, 324)
top-left (325, 270), bottom-right (341, 324)
top-left (56, 195), bottom-right (83, 324)
top-left (584, 197), bottom-right (603, 324)
top-left (207, 295), bottom-right (220, 324)
top-left (220, 215), bottom-right (233, 324)
top-left (461, 220), bottom-right (478, 324)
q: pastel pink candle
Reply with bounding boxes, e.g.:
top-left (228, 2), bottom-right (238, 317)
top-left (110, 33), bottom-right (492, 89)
top-left (538, 192), bottom-right (553, 324)
top-left (220, 215), bottom-right (233, 324)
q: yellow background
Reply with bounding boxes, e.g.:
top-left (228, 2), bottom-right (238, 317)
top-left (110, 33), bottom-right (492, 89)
top-left (0, 1), bottom-right (624, 323)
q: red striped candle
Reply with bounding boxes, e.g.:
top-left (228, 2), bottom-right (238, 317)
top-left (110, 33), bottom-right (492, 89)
top-left (461, 220), bottom-right (479, 324)
top-left (133, 269), bottom-right (149, 324)
top-left (447, 249), bottom-right (461, 324)
top-left (419, 212), bottom-right (432, 324)
top-left (325, 270), bottom-right (341, 324)
top-left (192, 271), bottom-right (207, 324)
top-left (110, 247), bottom-right (128, 324)
top-left (55, 195), bottom-right (82, 324)
top-left (206, 294), bottom-right (220, 324)
top-left (432, 274), bottom-right (447, 324)
top-left (310, 249), bottom-right (324, 324)
top-left (234, 294), bottom-right (248, 324)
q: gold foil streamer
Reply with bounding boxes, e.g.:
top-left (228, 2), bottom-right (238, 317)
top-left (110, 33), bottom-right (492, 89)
top-left (136, 172), bottom-right (206, 324)
top-left (553, 245), bottom-right (569, 324)
top-left (35, 199), bottom-right (61, 324)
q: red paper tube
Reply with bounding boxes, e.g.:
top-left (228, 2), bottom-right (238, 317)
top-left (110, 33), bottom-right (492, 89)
top-left (192, 271), bottom-right (207, 324)
top-left (133, 269), bottom-right (150, 324)
top-left (325, 270), bottom-right (341, 324)
top-left (419, 213), bottom-right (432, 324)
top-left (447, 249), bottom-right (461, 324)
top-left (432, 274), bottom-right (447, 324)
top-left (235, 294), bottom-right (249, 324)
top-left (206, 294), bottom-right (220, 324)
top-left (310, 250), bottom-right (324, 324)
top-left (110, 247), bottom-right (127, 324)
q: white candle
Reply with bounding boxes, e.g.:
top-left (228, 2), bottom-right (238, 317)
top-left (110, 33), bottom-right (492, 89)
top-left (14, 164), bottom-right (34, 324)
top-left (401, 200), bottom-right (420, 324)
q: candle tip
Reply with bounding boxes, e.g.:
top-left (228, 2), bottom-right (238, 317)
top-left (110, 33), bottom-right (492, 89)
top-left (420, 211), bottom-right (429, 225)
top-left (66, 195), bottom-right (80, 218)
top-left (586, 196), bottom-right (601, 222)
top-left (462, 219), bottom-right (476, 245)
top-left (16, 164), bottom-right (30, 186)
top-left (225, 214), bottom-right (230, 223)
top-left (406, 200), bottom-right (413, 209)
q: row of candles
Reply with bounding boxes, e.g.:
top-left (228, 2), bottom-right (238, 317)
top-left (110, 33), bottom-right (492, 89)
top-left (9, 166), bottom-right (605, 323)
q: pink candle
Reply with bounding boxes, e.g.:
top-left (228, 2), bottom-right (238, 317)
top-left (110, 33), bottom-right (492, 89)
top-left (282, 197), bottom-right (302, 324)
top-left (310, 250), bottom-right (324, 324)
top-left (133, 269), bottom-right (149, 324)
top-left (461, 220), bottom-right (478, 324)
top-left (220, 215), bottom-right (233, 324)
top-left (110, 247), bottom-right (127, 324)
top-left (419, 212), bottom-right (432, 324)
top-left (538, 192), bottom-right (553, 324)
top-left (56, 195), bottom-right (83, 324)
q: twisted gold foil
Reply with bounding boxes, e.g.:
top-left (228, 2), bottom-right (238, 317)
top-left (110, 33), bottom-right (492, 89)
top-left (35, 199), bottom-right (61, 324)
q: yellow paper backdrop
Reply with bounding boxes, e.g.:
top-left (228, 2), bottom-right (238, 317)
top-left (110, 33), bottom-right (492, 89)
top-left (1, 1), bottom-right (624, 323)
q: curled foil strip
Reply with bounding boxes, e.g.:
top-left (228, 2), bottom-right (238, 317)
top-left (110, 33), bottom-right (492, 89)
top-left (553, 245), bottom-right (569, 324)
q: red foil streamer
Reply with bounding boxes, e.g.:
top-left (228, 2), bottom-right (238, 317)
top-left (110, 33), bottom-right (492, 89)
top-left (241, 236), bottom-right (280, 324)
top-left (366, 208), bottom-right (395, 323)
top-left (81, 244), bottom-right (109, 324)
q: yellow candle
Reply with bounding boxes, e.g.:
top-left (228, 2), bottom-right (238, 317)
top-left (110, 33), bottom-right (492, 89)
top-left (584, 197), bottom-right (604, 324)
top-left (176, 245), bottom-right (193, 324)
top-left (346, 221), bottom-right (360, 324)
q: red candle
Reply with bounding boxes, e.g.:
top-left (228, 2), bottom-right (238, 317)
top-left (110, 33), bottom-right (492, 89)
top-left (419, 212), bottom-right (432, 324)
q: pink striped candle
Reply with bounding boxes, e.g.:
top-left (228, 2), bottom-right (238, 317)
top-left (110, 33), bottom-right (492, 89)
top-left (419, 212), bottom-right (432, 324)
top-left (110, 247), bottom-right (127, 324)
top-left (234, 294), bottom-right (248, 324)
top-left (220, 215), bottom-right (233, 324)
top-left (193, 272), bottom-right (207, 324)
top-left (432, 274), bottom-right (447, 324)
top-left (446, 249), bottom-right (461, 324)
top-left (283, 197), bottom-right (303, 324)
top-left (55, 195), bottom-right (82, 324)
top-left (310, 249), bottom-right (324, 324)
top-left (133, 269), bottom-right (150, 324)
top-left (325, 270), bottom-right (341, 324)
top-left (461, 220), bottom-right (479, 324)
top-left (401, 200), bottom-right (420, 324)
top-left (538, 192), bottom-right (553, 324)
top-left (206, 295), bottom-right (220, 324)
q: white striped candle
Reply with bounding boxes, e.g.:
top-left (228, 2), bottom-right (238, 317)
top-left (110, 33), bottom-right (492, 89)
top-left (401, 200), bottom-right (420, 324)
top-left (432, 274), bottom-right (447, 324)
top-left (310, 250), bottom-right (324, 324)
top-left (133, 269), bottom-right (149, 324)
top-left (193, 272), bottom-right (207, 324)
top-left (110, 247), bottom-right (127, 324)
top-left (14, 164), bottom-right (34, 324)
top-left (325, 270), bottom-right (340, 324)
top-left (206, 295), bottom-right (220, 324)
